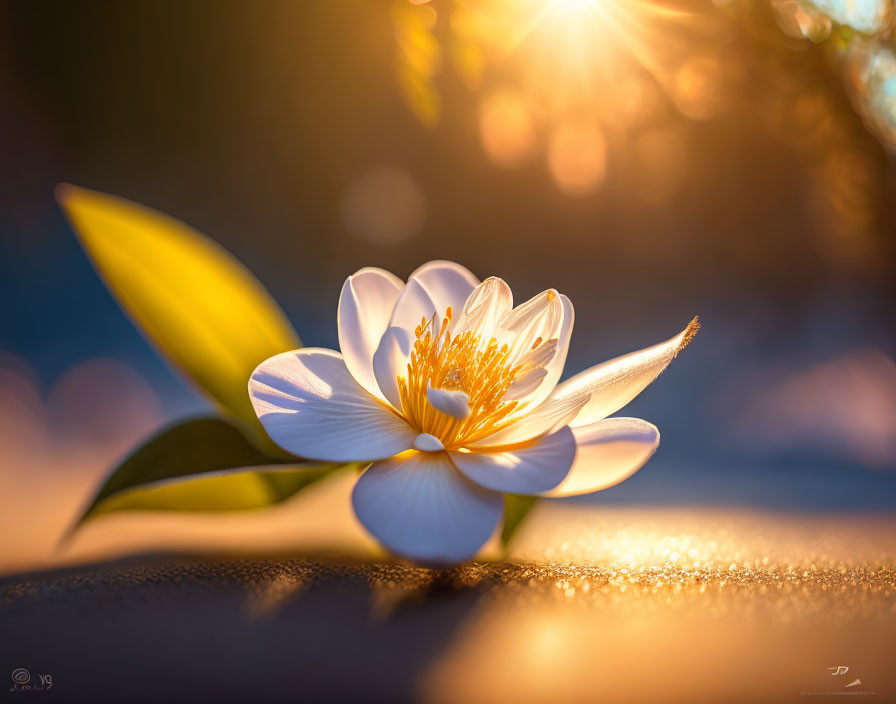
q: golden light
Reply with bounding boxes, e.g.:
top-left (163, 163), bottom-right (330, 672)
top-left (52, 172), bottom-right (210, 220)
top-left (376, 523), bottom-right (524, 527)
top-left (671, 55), bottom-right (727, 121)
top-left (547, 119), bottom-right (606, 195)
top-left (479, 90), bottom-right (537, 167)
top-left (397, 0), bottom-right (700, 193)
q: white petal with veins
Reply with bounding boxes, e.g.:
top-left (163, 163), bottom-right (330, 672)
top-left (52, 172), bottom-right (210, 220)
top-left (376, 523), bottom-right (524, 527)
top-left (352, 450), bottom-right (502, 565)
top-left (249, 348), bottom-right (417, 461)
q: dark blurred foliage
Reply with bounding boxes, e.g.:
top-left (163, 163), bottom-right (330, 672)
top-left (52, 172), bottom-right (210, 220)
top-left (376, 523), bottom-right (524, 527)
top-left (1, 0), bottom-right (895, 508)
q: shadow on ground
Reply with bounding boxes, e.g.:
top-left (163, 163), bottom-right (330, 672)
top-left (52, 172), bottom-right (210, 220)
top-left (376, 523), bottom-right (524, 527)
top-left (1, 556), bottom-right (487, 703)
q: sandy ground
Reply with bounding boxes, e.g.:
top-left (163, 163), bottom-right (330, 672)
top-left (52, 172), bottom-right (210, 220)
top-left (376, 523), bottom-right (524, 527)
top-left (3, 505), bottom-right (895, 703)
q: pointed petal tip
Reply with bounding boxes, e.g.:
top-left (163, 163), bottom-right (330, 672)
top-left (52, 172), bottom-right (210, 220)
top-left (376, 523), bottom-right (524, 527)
top-left (678, 316), bottom-right (701, 353)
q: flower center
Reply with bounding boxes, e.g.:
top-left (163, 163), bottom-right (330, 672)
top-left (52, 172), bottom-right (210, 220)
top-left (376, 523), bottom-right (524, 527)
top-left (397, 306), bottom-right (539, 448)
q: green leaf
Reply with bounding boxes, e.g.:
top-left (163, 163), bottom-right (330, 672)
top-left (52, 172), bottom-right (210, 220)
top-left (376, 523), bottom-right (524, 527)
top-left (501, 494), bottom-right (539, 548)
top-left (69, 417), bottom-right (341, 531)
top-left (93, 465), bottom-right (338, 515)
top-left (56, 184), bottom-right (300, 439)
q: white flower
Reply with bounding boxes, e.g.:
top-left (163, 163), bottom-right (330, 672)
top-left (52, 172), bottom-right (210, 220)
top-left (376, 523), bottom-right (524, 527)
top-left (249, 261), bottom-right (697, 565)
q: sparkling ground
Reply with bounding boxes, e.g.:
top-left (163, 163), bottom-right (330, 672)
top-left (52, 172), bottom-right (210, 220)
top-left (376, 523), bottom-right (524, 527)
top-left (3, 506), bottom-right (895, 702)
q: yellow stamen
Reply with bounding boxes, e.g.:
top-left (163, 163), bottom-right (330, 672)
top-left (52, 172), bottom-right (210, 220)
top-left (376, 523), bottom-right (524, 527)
top-left (397, 306), bottom-right (540, 448)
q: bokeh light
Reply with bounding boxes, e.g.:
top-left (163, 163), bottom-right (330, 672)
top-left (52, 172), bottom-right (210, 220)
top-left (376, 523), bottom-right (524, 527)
top-left (547, 119), bottom-right (606, 195)
top-left (478, 90), bottom-right (537, 168)
top-left (340, 165), bottom-right (427, 245)
top-left (671, 55), bottom-right (727, 121)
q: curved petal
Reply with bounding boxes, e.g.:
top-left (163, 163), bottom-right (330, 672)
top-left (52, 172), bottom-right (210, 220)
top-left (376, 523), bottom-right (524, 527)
top-left (372, 326), bottom-right (412, 411)
top-left (408, 260), bottom-right (480, 321)
top-left (454, 276), bottom-right (513, 338)
top-left (499, 289), bottom-right (563, 360)
top-left (542, 417), bottom-right (660, 497)
top-left (503, 367), bottom-right (548, 401)
top-left (338, 267), bottom-right (404, 399)
top-left (388, 278), bottom-right (439, 338)
top-left (249, 348), bottom-right (417, 461)
top-left (413, 433), bottom-right (444, 451)
top-left (529, 293), bottom-right (574, 407)
top-left (557, 317), bottom-right (700, 427)
top-left (450, 425), bottom-right (576, 495)
top-left (352, 450), bottom-right (503, 565)
top-left (517, 338), bottom-right (558, 370)
top-left (467, 388), bottom-right (589, 448)
top-left (427, 385), bottom-right (471, 419)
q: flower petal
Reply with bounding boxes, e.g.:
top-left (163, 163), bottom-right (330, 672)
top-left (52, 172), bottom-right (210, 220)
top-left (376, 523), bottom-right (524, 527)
top-left (517, 338), bottom-right (558, 370)
top-left (499, 289), bottom-right (563, 359)
top-left (427, 385), bottom-right (471, 419)
top-left (450, 425), bottom-right (576, 495)
top-left (454, 276), bottom-right (513, 337)
top-left (372, 326), bottom-right (412, 411)
top-left (557, 317), bottom-right (699, 427)
top-left (352, 450), bottom-right (503, 564)
top-left (388, 277), bottom-right (439, 337)
top-left (413, 433), bottom-right (445, 451)
top-left (542, 418), bottom-right (660, 497)
top-left (467, 389), bottom-right (589, 448)
top-left (249, 348), bottom-right (417, 461)
top-left (408, 260), bottom-right (480, 320)
top-left (530, 293), bottom-right (574, 407)
top-left (503, 367), bottom-right (548, 401)
top-left (338, 267), bottom-right (404, 400)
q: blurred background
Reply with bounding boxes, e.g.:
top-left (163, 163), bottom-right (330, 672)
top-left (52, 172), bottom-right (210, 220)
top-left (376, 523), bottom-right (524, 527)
top-left (1, 0), bottom-right (895, 572)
